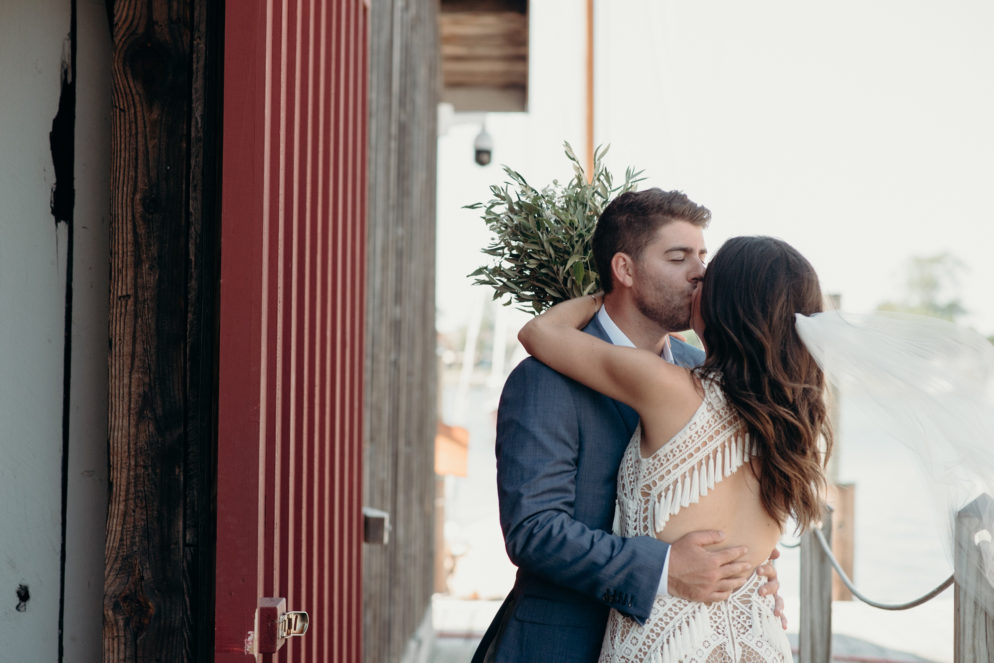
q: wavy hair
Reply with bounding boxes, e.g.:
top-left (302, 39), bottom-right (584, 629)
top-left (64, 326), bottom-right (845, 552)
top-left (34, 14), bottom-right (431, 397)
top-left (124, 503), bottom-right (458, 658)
top-left (697, 236), bottom-right (832, 531)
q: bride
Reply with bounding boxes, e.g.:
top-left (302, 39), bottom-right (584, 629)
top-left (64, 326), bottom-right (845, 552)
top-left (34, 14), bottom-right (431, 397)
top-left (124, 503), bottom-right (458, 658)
top-left (519, 235), bottom-right (830, 662)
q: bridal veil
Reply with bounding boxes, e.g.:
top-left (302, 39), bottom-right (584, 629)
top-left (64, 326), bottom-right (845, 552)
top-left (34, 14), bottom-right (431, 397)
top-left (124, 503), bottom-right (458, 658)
top-left (795, 310), bottom-right (994, 600)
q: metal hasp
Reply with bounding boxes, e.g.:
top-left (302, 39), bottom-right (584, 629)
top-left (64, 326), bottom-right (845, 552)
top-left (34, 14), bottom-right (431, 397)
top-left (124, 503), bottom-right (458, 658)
top-left (255, 597), bottom-right (309, 654)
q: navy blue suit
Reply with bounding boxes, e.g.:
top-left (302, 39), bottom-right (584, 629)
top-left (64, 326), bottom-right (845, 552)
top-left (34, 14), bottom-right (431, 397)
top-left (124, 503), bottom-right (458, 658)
top-left (472, 318), bottom-right (705, 663)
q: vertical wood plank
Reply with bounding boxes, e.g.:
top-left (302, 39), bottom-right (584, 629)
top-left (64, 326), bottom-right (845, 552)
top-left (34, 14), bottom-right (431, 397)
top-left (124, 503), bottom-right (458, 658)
top-left (954, 494), bottom-right (994, 663)
top-left (332, 4), bottom-right (346, 660)
top-left (105, 1), bottom-right (217, 661)
top-left (318, 3), bottom-right (335, 660)
top-left (799, 507), bottom-right (834, 663)
top-left (217, 3), bottom-right (368, 662)
top-left (214, 1), bottom-right (267, 659)
top-left (184, 0), bottom-right (222, 658)
top-left (364, 0), bottom-right (439, 660)
top-left (830, 483), bottom-right (855, 601)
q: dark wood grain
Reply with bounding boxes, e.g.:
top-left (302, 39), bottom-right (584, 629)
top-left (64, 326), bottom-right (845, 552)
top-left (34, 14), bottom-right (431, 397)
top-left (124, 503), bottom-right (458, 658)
top-left (104, 1), bottom-right (217, 661)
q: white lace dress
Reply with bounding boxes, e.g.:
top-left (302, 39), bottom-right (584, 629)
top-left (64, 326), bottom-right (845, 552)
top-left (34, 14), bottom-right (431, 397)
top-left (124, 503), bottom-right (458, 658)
top-left (599, 378), bottom-right (792, 663)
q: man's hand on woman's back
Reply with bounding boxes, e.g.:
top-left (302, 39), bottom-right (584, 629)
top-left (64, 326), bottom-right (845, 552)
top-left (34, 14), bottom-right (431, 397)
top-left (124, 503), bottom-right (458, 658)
top-left (666, 530), bottom-right (752, 603)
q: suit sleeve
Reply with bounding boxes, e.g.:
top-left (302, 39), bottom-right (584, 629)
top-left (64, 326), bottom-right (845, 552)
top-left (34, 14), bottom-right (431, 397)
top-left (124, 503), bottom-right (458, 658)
top-left (496, 358), bottom-right (668, 624)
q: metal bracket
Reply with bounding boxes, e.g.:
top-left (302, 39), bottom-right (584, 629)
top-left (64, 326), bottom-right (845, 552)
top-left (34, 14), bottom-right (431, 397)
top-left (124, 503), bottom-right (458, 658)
top-left (256, 597), bottom-right (309, 654)
top-left (279, 610), bottom-right (310, 639)
top-left (363, 507), bottom-right (391, 544)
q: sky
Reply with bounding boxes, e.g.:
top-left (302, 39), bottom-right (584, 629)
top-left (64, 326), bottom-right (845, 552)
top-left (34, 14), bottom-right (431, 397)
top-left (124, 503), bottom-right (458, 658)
top-left (437, 0), bottom-right (994, 338)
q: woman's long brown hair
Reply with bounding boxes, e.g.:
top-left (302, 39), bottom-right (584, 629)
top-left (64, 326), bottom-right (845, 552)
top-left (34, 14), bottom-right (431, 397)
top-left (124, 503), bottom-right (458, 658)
top-left (697, 236), bottom-right (832, 531)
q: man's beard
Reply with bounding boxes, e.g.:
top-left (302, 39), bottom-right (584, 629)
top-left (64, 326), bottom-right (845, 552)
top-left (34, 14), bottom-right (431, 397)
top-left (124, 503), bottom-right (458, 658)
top-left (633, 287), bottom-right (693, 332)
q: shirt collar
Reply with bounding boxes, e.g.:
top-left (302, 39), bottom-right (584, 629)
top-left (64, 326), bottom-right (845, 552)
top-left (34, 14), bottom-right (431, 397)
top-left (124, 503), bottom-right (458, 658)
top-left (596, 306), bottom-right (674, 363)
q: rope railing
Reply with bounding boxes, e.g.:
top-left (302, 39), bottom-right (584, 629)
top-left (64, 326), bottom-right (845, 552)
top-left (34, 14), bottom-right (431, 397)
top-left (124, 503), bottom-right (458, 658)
top-left (798, 494), bottom-right (994, 663)
top-left (810, 527), bottom-right (954, 610)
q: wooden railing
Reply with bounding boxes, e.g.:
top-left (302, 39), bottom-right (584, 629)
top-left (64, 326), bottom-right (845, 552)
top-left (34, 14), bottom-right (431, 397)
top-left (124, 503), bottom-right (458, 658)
top-left (798, 493), bottom-right (994, 662)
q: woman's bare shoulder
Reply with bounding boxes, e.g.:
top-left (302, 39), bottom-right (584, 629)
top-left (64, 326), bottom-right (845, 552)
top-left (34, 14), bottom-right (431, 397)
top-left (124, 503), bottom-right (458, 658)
top-left (638, 370), bottom-right (706, 452)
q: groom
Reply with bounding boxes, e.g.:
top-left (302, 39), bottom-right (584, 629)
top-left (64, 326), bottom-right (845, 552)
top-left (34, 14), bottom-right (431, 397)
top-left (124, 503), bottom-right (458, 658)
top-left (472, 188), bottom-right (782, 663)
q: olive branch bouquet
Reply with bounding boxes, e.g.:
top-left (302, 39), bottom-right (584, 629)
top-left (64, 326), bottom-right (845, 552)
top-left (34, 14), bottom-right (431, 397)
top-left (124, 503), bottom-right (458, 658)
top-left (466, 143), bottom-right (644, 313)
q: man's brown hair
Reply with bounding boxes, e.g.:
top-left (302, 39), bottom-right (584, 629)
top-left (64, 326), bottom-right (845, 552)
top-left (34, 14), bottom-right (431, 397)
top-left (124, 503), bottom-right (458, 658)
top-left (592, 188), bottom-right (711, 293)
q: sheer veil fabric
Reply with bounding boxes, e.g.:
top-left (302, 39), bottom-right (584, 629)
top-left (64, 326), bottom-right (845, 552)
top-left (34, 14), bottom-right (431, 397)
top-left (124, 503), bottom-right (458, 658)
top-left (795, 310), bottom-right (994, 598)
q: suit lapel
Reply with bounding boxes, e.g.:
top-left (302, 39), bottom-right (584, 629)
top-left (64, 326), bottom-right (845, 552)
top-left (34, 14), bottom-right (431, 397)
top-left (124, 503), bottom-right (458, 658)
top-left (583, 317), bottom-right (640, 435)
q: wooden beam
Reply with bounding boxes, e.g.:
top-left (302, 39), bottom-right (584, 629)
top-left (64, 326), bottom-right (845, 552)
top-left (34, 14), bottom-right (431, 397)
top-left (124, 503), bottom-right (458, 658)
top-left (440, 10), bottom-right (528, 97)
top-left (104, 1), bottom-right (219, 661)
top-left (442, 61), bottom-right (528, 88)
top-left (441, 11), bottom-right (527, 35)
top-left (441, 0), bottom-right (526, 12)
top-left (442, 44), bottom-right (529, 58)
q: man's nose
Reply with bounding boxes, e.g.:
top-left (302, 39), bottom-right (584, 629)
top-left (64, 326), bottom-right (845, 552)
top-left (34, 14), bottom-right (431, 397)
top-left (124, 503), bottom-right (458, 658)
top-left (689, 259), bottom-right (706, 281)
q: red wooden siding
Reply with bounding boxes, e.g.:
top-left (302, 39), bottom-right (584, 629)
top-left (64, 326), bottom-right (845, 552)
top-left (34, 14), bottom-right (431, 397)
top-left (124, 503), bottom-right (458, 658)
top-left (215, 2), bottom-right (368, 662)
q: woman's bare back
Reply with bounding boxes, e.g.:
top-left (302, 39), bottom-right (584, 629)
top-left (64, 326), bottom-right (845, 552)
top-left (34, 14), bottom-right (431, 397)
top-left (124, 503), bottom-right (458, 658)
top-left (656, 463), bottom-right (781, 570)
top-left (619, 374), bottom-right (782, 573)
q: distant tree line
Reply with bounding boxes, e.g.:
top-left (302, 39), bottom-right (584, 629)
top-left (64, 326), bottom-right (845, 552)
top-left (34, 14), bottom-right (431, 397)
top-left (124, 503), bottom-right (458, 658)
top-left (877, 252), bottom-right (992, 344)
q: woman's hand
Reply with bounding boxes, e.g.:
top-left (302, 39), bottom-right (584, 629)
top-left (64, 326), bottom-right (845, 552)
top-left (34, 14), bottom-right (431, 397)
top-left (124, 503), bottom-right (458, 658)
top-left (545, 292), bottom-right (604, 329)
top-left (757, 548), bottom-right (786, 629)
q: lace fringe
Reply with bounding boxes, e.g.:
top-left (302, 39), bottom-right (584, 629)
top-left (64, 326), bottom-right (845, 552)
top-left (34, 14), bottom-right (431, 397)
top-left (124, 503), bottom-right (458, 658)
top-left (649, 606), bottom-right (708, 663)
top-left (653, 433), bottom-right (752, 534)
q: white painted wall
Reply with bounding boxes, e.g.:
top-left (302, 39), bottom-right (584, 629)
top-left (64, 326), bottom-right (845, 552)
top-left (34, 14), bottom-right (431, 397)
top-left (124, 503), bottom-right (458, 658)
top-left (0, 1), bottom-right (109, 659)
top-left (0, 2), bottom-right (72, 658)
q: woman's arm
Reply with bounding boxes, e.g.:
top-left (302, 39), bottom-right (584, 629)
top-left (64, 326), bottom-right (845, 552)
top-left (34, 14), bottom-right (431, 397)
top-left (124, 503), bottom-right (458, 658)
top-left (517, 295), bottom-right (686, 416)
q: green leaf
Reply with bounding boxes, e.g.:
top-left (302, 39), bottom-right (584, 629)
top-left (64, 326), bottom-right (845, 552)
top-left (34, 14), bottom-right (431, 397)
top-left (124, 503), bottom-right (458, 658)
top-left (571, 261), bottom-right (585, 285)
top-left (466, 142), bottom-right (637, 313)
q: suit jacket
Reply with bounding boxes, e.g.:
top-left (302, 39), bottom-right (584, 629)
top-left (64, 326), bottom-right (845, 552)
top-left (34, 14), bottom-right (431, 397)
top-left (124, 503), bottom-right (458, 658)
top-left (472, 318), bottom-right (706, 663)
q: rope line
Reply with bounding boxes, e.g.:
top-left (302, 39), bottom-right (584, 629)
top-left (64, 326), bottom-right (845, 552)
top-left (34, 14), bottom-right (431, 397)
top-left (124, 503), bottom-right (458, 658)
top-left (811, 527), bottom-right (954, 610)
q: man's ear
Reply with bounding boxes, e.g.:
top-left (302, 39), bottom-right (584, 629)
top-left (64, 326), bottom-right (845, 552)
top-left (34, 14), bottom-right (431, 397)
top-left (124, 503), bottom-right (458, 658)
top-left (611, 253), bottom-right (636, 289)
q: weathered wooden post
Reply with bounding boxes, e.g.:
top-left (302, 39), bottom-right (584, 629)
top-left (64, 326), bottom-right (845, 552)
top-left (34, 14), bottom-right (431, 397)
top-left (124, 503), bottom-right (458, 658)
top-left (954, 493), bottom-right (994, 662)
top-left (830, 483), bottom-right (855, 601)
top-left (800, 505), bottom-right (833, 663)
